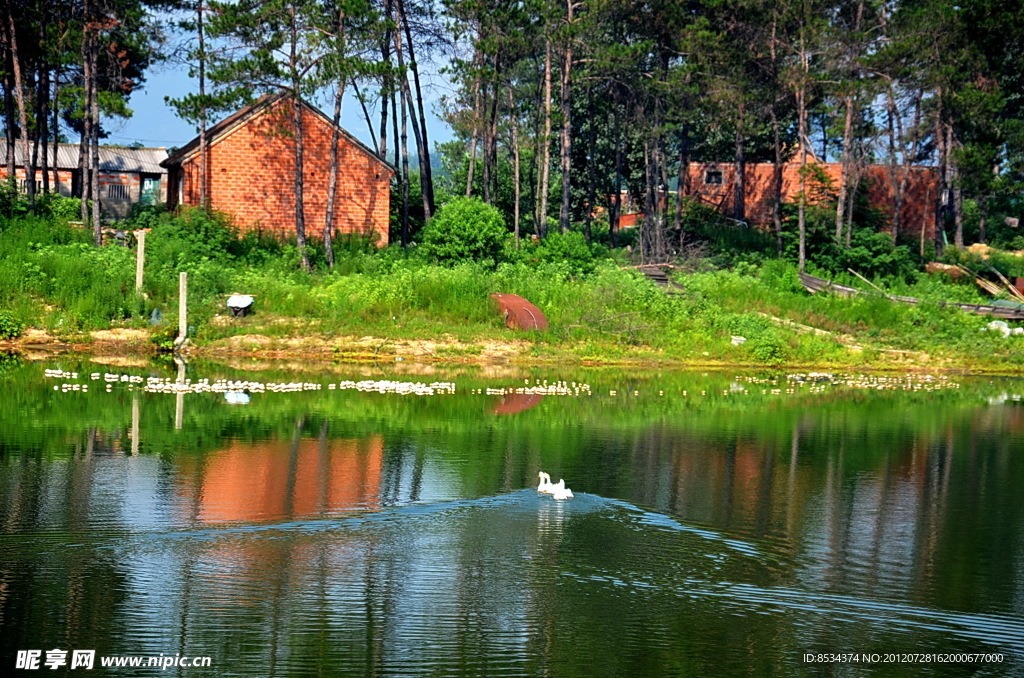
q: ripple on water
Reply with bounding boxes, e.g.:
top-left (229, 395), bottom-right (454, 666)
top-left (8, 489), bottom-right (1023, 676)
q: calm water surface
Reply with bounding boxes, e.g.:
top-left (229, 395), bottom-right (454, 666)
top-left (1, 357), bottom-right (1023, 676)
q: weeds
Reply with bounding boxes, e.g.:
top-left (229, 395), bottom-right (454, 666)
top-left (2, 208), bottom-right (1023, 371)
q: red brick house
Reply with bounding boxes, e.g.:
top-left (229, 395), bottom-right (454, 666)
top-left (683, 161), bottom-right (940, 239)
top-left (0, 141), bottom-right (167, 218)
top-left (616, 161), bottom-right (940, 241)
top-left (162, 95), bottom-right (394, 244)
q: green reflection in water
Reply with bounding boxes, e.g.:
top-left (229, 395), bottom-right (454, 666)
top-left (1, 356), bottom-right (1023, 676)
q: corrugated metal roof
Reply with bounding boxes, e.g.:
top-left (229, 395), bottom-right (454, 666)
top-left (0, 140), bottom-right (168, 174)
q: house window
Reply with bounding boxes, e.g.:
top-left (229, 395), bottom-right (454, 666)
top-left (704, 170), bottom-right (723, 185)
top-left (107, 184), bottom-right (131, 200)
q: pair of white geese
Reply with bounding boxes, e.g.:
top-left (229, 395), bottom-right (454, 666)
top-left (536, 471), bottom-right (574, 500)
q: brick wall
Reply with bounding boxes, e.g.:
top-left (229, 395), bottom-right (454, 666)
top-left (0, 167), bottom-right (74, 196)
top-left (177, 99), bottom-right (392, 245)
top-left (687, 162), bottom-right (940, 240)
top-left (0, 167), bottom-right (166, 219)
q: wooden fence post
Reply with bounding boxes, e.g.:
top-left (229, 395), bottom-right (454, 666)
top-left (174, 272), bottom-right (187, 350)
top-left (135, 230), bottom-right (146, 293)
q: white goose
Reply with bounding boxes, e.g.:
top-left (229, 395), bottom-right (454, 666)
top-left (537, 471), bottom-right (554, 493)
top-left (551, 480), bottom-right (574, 500)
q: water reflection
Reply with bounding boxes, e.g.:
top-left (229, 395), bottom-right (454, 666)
top-left (178, 432), bottom-right (384, 524)
top-left (2, 361), bottom-right (1024, 676)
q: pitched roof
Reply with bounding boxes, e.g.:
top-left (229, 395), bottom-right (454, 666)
top-left (0, 140), bottom-right (168, 174)
top-left (161, 93), bottom-right (394, 173)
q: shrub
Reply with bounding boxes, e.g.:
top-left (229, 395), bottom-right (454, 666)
top-left (749, 331), bottom-right (788, 365)
top-left (420, 197), bottom-right (510, 266)
top-left (0, 310), bottom-right (23, 340)
top-left (37, 194), bottom-right (84, 222)
top-left (0, 179), bottom-right (29, 219)
top-left (528, 231), bottom-right (597, 276)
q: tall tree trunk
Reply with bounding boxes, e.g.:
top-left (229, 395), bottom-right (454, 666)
top-left (5, 4), bottom-right (33, 204)
top-left (733, 104), bottom-right (745, 223)
top-left (610, 98), bottom-right (622, 248)
top-left (643, 132), bottom-right (661, 261)
top-left (584, 86), bottom-right (595, 243)
top-left (844, 158), bottom-right (859, 246)
top-left (198, 2), bottom-right (208, 208)
top-left (884, 85), bottom-right (900, 243)
top-left (391, 7), bottom-right (429, 220)
top-left (769, 8), bottom-right (783, 254)
top-left (890, 88), bottom-right (923, 245)
top-left (465, 48), bottom-right (482, 198)
top-left (770, 104), bottom-right (783, 255)
top-left (934, 94), bottom-right (946, 260)
top-left (52, 56), bottom-right (60, 194)
top-left (350, 78), bottom-right (378, 151)
top-left (950, 127), bottom-right (963, 248)
top-left (378, 0), bottom-right (393, 159)
top-left (797, 80), bottom-right (808, 273)
top-left (487, 76), bottom-right (499, 203)
top-left (674, 126), bottom-right (689, 233)
top-left (1, 13), bottom-right (14, 181)
top-left (507, 88), bottom-right (521, 248)
top-left (289, 7), bottom-right (309, 272)
top-left (324, 81), bottom-right (344, 267)
top-left (978, 194), bottom-right (988, 244)
top-left (79, 2), bottom-right (92, 227)
top-left (482, 80), bottom-right (493, 204)
top-left (397, 0), bottom-right (433, 219)
top-left (835, 93), bottom-right (855, 241)
top-left (78, 50), bottom-right (90, 224)
top-left (89, 26), bottom-right (101, 240)
top-left (3, 64), bottom-right (14, 180)
top-left (539, 40), bottom-right (552, 237)
top-left (398, 76), bottom-right (411, 247)
top-left (558, 26), bottom-right (572, 234)
top-left (39, 61), bottom-right (49, 195)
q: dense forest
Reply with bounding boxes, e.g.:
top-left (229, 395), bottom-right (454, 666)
top-left (3, 0), bottom-right (1024, 268)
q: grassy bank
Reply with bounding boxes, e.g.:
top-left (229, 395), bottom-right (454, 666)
top-left (1, 207), bottom-right (1023, 373)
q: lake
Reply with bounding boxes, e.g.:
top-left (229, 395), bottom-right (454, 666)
top-left (1, 355), bottom-right (1023, 676)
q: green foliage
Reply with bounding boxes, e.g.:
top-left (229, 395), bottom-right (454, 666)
top-left (677, 199), bottom-right (776, 266)
top-left (0, 215), bottom-right (137, 331)
top-left (758, 259), bottom-right (803, 293)
top-left (0, 179), bottom-right (28, 219)
top-left (943, 245), bottom-right (1024, 283)
top-left (37, 194), bottom-right (84, 221)
top-left (420, 197), bottom-right (511, 266)
top-left (0, 310), bottom-right (24, 340)
top-left (526, 231), bottom-right (597, 276)
top-left (782, 206), bottom-right (920, 283)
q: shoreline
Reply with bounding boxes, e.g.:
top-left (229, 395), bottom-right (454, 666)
top-left (3, 327), bottom-right (1023, 376)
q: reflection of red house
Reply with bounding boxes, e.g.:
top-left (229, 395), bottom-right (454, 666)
top-left (162, 94), bottom-right (393, 244)
top-left (176, 435), bottom-right (384, 523)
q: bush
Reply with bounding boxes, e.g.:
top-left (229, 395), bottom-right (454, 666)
top-left (528, 231), bottom-right (597, 276)
top-left (0, 179), bottom-right (28, 219)
top-left (0, 310), bottom-right (23, 340)
top-left (37, 194), bottom-right (84, 222)
top-left (750, 331), bottom-right (789, 365)
top-left (420, 197), bottom-right (511, 266)
top-left (782, 206), bottom-right (919, 283)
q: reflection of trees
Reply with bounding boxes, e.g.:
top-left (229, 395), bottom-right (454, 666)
top-left (0, 426), bottom-right (131, 662)
top-left (5, 360), bottom-right (1024, 673)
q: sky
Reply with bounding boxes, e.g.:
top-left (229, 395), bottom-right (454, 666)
top-left (103, 54), bottom-right (457, 153)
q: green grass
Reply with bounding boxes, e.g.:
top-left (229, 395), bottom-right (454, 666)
top-left (2, 210), bottom-right (1023, 372)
